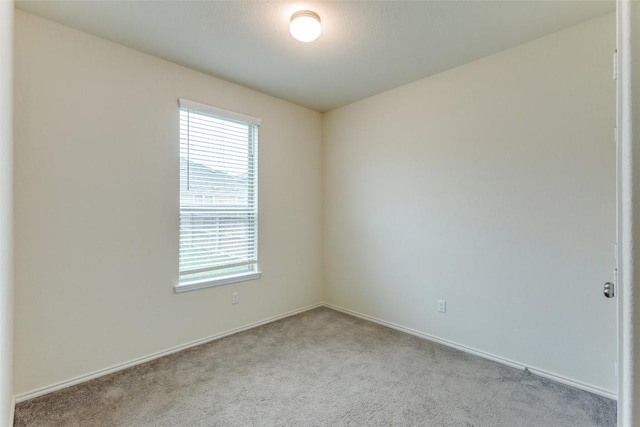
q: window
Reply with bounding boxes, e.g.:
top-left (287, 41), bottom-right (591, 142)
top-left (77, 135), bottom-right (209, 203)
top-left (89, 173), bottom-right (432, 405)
top-left (176, 99), bottom-right (261, 292)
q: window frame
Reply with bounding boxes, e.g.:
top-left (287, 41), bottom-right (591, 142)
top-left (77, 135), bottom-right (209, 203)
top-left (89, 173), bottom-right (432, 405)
top-left (175, 99), bottom-right (262, 293)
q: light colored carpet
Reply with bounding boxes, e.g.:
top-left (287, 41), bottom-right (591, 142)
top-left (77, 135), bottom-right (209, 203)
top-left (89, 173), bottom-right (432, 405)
top-left (15, 307), bottom-right (616, 426)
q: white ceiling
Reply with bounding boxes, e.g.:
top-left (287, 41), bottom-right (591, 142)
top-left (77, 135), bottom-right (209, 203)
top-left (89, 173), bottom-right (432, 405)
top-left (15, 1), bottom-right (615, 112)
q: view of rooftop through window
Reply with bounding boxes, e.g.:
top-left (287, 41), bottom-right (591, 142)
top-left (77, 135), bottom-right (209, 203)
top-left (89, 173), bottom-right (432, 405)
top-left (180, 111), bottom-right (249, 177)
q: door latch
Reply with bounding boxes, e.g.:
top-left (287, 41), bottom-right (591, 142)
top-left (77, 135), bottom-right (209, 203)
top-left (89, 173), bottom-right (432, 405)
top-left (603, 282), bottom-right (615, 298)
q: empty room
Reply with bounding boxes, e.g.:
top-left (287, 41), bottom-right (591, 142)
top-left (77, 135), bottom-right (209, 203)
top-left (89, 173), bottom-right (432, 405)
top-left (1, 0), bottom-right (640, 426)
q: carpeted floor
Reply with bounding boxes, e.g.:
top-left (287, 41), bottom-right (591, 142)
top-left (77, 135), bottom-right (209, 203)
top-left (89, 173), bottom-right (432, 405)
top-left (14, 307), bottom-right (616, 426)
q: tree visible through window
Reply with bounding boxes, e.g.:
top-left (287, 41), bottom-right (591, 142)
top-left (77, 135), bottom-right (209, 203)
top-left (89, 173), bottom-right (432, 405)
top-left (178, 99), bottom-right (260, 290)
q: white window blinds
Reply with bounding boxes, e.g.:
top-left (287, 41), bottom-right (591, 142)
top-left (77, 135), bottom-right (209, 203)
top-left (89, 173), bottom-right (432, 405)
top-left (178, 99), bottom-right (260, 288)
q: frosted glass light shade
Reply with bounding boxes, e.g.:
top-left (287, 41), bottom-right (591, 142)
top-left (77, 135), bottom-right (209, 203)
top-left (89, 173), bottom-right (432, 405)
top-left (290, 11), bottom-right (322, 42)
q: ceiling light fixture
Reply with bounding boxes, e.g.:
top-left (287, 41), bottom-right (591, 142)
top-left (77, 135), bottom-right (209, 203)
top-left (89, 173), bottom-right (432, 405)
top-left (289, 10), bottom-right (322, 43)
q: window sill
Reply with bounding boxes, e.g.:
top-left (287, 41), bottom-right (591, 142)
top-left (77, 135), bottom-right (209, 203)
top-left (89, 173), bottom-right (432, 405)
top-left (174, 271), bottom-right (262, 293)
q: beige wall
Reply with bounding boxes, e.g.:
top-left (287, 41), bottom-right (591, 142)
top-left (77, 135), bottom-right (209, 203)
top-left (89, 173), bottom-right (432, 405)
top-left (13, 10), bottom-right (323, 396)
top-left (0, 0), bottom-right (13, 424)
top-left (634, 1), bottom-right (640, 420)
top-left (323, 14), bottom-right (617, 394)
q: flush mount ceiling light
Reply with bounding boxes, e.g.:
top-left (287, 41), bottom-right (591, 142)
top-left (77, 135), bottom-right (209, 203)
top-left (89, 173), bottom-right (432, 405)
top-left (289, 10), bottom-right (322, 42)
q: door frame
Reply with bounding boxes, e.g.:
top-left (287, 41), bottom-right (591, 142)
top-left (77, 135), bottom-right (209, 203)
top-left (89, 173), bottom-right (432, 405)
top-left (616, 1), bottom-right (636, 425)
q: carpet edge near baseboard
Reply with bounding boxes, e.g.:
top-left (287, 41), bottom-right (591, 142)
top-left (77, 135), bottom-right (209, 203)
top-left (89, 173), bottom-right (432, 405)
top-left (13, 301), bottom-right (617, 404)
top-left (13, 303), bottom-right (324, 403)
top-left (323, 303), bottom-right (617, 401)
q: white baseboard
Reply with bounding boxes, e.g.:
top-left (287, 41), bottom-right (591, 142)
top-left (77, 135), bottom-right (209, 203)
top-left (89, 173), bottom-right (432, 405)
top-left (14, 301), bottom-right (616, 404)
top-left (14, 303), bottom-right (323, 403)
top-left (323, 303), bottom-right (617, 401)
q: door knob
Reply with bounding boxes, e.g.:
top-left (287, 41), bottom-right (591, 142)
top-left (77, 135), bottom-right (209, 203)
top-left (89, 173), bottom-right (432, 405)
top-left (603, 282), bottom-right (615, 298)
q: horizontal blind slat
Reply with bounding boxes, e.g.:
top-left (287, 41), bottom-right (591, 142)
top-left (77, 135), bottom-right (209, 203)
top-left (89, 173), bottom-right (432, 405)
top-left (179, 99), bottom-right (262, 125)
top-left (180, 260), bottom-right (258, 276)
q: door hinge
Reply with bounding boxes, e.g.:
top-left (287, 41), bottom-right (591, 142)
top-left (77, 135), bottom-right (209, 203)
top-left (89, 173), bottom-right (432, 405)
top-left (613, 49), bottom-right (618, 81)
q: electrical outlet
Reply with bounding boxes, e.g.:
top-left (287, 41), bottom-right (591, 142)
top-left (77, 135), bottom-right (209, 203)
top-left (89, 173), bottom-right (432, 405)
top-left (232, 292), bottom-right (239, 305)
top-left (437, 299), bottom-right (446, 313)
